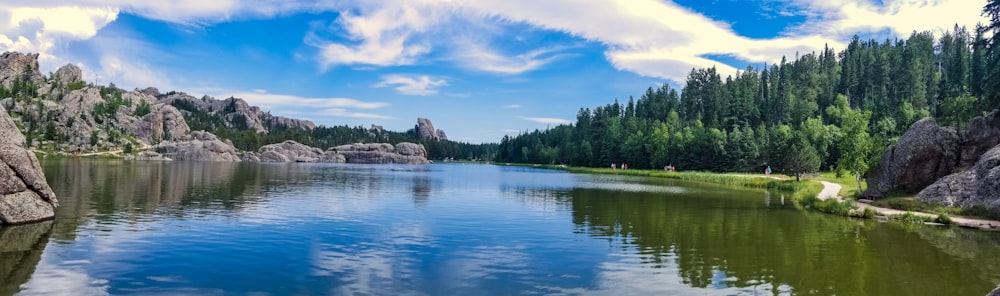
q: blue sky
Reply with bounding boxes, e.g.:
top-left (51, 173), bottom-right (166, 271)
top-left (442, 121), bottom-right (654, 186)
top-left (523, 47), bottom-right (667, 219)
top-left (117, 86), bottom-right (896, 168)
top-left (0, 0), bottom-right (988, 143)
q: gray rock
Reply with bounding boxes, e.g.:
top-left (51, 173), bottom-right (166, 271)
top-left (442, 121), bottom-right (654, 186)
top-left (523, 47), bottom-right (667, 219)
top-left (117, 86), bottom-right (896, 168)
top-left (414, 117), bottom-right (446, 140)
top-left (332, 142), bottom-right (430, 164)
top-left (53, 64), bottom-right (83, 85)
top-left (918, 144), bottom-right (1000, 213)
top-left (989, 285), bottom-right (1000, 296)
top-left (257, 140), bottom-right (344, 163)
top-left (154, 131), bottom-right (242, 161)
top-left (961, 109), bottom-right (1000, 168)
top-left (135, 103), bottom-right (190, 143)
top-left (395, 142), bottom-right (427, 157)
top-left (158, 94), bottom-right (315, 133)
top-left (0, 52), bottom-right (44, 88)
top-left (0, 106), bottom-right (57, 224)
top-left (0, 192), bottom-right (55, 224)
top-left (125, 150), bottom-right (172, 161)
top-left (864, 118), bottom-right (959, 198)
top-left (141, 87), bottom-right (161, 97)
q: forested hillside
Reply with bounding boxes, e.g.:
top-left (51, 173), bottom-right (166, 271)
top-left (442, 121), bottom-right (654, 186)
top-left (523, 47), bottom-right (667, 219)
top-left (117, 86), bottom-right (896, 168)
top-left (497, 3), bottom-right (1000, 182)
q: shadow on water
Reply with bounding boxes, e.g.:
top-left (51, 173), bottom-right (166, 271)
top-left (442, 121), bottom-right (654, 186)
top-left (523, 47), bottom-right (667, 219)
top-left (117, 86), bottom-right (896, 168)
top-left (0, 221), bottom-right (53, 296)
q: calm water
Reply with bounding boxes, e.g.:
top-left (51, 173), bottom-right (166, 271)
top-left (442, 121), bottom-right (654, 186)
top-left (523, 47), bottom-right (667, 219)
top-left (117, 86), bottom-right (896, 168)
top-left (1, 160), bottom-right (999, 295)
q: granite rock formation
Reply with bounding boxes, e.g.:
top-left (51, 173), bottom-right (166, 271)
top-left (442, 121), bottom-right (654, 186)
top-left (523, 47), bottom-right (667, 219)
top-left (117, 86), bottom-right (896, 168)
top-left (414, 117), bottom-right (447, 141)
top-left (0, 52), bottom-right (44, 87)
top-left (158, 93), bottom-right (315, 133)
top-left (960, 109), bottom-right (1000, 168)
top-left (258, 140), bottom-right (345, 163)
top-left (154, 131), bottom-right (243, 161)
top-left (917, 144), bottom-right (1000, 212)
top-left (863, 118), bottom-right (959, 198)
top-left (0, 106), bottom-right (58, 224)
top-left (332, 142), bottom-right (430, 164)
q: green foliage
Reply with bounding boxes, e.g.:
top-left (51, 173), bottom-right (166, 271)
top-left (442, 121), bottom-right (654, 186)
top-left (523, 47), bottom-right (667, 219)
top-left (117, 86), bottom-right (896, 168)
top-left (66, 81), bottom-right (86, 91)
top-left (134, 100), bottom-right (152, 117)
top-left (124, 142), bottom-right (134, 154)
top-left (940, 95), bottom-right (978, 129)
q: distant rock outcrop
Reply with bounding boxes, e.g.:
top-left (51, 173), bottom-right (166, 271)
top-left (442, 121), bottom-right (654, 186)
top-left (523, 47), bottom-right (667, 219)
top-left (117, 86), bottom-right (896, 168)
top-left (863, 118), bottom-right (960, 198)
top-left (154, 131), bottom-right (243, 161)
top-left (53, 64), bottom-right (83, 85)
top-left (0, 106), bottom-right (58, 225)
top-left (0, 52), bottom-right (44, 87)
top-left (257, 140), bottom-right (345, 163)
top-left (414, 117), bottom-right (447, 141)
top-left (159, 93), bottom-right (315, 133)
top-left (332, 142), bottom-right (430, 164)
top-left (917, 144), bottom-right (1000, 212)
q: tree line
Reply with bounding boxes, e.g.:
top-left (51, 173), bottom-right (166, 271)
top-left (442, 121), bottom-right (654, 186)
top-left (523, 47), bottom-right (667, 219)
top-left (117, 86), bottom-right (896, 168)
top-left (497, 4), bottom-right (1000, 184)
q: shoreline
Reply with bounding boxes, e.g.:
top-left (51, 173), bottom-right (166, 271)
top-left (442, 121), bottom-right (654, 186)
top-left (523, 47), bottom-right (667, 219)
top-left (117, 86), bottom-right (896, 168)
top-left (528, 164), bottom-right (1000, 231)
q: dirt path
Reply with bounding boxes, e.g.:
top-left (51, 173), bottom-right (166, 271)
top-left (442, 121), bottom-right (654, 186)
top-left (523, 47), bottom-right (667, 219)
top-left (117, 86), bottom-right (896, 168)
top-left (817, 181), bottom-right (841, 200)
top-left (816, 181), bottom-right (1000, 230)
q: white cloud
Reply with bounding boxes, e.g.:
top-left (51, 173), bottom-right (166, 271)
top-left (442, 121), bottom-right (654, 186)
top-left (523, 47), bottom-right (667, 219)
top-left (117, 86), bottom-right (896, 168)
top-left (503, 104), bottom-right (522, 109)
top-left (374, 74), bottom-right (447, 96)
top-left (785, 0), bottom-right (988, 38)
top-left (519, 116), bottom-right (571, 125)
top-left (308, 1), bottom-right (439, 69)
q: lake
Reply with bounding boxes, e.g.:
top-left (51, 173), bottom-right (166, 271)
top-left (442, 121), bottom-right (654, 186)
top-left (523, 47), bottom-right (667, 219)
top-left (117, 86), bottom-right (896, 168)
top-left (2, 160), bottom-right (999, 295)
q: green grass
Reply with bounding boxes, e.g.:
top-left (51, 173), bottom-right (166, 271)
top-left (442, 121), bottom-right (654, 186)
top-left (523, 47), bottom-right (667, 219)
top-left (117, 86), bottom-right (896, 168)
top-left (547, 166), bottom-right (800, 191)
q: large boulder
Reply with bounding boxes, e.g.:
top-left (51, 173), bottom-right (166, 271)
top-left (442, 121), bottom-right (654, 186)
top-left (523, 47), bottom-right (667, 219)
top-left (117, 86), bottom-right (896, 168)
top-left (0, 106), bottom-right (58, 224)
top-left (918, 144), bottom-right (1000, 212)
top-left (257, 140), bottom-right (343, 163)
top-left (332, 142), bottom-right (430, 164)
top-left (960, 109), bottom-right (1000, 168)
top-left (154, 131), bottom-right (242, 161)
top-left (864, 118), bottom-right (959, 198)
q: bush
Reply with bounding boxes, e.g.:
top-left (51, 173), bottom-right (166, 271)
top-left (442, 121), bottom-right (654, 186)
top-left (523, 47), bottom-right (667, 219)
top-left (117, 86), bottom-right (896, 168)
top-left (135, 101), bottom-right (152, 117)
top-left (66, 81), bottom-right (86, 91)
top-left (934, 214), bottom-right (952, 224)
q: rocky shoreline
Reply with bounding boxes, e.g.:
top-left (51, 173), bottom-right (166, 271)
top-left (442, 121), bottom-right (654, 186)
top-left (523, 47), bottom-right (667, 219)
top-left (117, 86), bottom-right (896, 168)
top-left (864, 109), bottom-right (1000, 216)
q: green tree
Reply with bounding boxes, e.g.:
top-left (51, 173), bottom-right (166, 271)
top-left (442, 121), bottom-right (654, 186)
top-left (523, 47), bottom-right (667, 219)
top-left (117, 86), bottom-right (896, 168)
top-left (783, 135), bottom-right (822, 182)
top-left (835, 97), bottom-right (874, 193)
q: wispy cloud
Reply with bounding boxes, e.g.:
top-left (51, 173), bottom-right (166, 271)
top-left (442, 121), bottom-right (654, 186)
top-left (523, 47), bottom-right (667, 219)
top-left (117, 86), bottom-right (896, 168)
top-left (518, 116), bottom-right (571, 125)
top-left (306, 1), bottom-right (439, 69)
top-left (502, 104), bottom-right (522, 109)
top-left (220, 92), bottom-right (390, 110)
top-left (453, 40), bottom-right (571, 74)
top-left (374, 74), bottom-right (447, 96)
top-left (317, 108), bottom-right (394, 119)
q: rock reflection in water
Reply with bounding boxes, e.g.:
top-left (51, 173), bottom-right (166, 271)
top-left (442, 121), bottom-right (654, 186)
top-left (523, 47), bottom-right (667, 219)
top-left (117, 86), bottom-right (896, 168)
top-left (0, 221), bottom-right (53, 295)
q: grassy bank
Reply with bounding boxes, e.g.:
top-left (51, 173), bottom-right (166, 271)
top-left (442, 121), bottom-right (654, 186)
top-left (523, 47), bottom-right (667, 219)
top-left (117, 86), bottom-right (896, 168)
top-left (542, 165), bottom-right (800, 191)
top-left (525, 164), bottom-right (874, 218)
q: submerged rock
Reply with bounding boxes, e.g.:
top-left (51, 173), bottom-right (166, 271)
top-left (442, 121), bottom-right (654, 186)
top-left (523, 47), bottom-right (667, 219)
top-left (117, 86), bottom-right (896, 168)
top-left (0, 106), bottom-right (58, 224)
top-left (864, 118), bottom-right (959, 198)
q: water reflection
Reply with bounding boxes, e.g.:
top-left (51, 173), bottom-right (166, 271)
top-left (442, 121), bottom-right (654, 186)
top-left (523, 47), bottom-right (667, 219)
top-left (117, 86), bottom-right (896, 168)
top-left (0, 221), bottom-right (52, 296)
top-left (2, 161), bottom-right (998, 295)
top-left (568, 186), bottom-right (1000, 295)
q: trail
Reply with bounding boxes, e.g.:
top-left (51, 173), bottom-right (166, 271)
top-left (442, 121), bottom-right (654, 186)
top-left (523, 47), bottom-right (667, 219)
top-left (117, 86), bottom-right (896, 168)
top-left (816, 181), bottom-right (1000, 230)
top-left (817, 181), bottom-right (841, 200)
